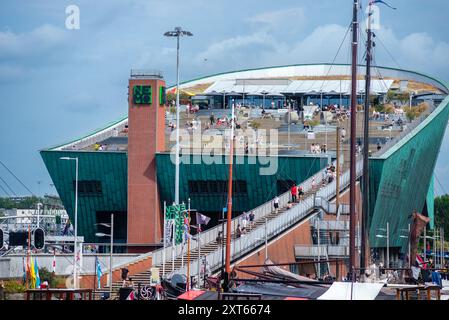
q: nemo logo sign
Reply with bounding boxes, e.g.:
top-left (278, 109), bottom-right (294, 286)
top-left (133, 85), bottom-right (152, 105)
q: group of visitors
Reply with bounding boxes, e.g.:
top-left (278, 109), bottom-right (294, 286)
top-left (185, 118), bottom-right (199, 131)
top-left (93, 142), bottom-right (108, 151)
top-left (290, 183), bottom-right (305, 203)
top-left (168, 121), bottom-right (176, 131)
top-left (322, 164), bottom-right (337, 185)
top-left (235, 211), bottom-right (255, 238)
top-left (310, 143), bottom-right (327, 154)
top-left (186, 103), bottom-right (200, 115)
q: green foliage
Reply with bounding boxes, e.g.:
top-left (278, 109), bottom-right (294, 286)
top-left (387, 91), bottom-right (409, 103)
top-left (434, 195), bottom-right (449, 241)
top-left (405, 103), bottom-right (429, 122)
top-left (308, 119), bottom-right (320, 128)
top-left (4, 280), bottom-right (26, 293)
top-left (0, 196), bottom-right (43, 209)
top-left (249, 120), bottom-right (261, 129)
top-left (38, 267), bottom-right (67, 288)
top-left (167, 92), bottom-right (191, 105)
top-left (374, 104), bottom-right (385, 113)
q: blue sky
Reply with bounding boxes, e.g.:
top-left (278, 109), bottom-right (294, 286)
top-left (0, 0), bottom-right (449, 196)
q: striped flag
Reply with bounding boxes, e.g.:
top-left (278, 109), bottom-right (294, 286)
top-left (34, 258), bottom-right (41, 289)
top-left (52, 252), bottom-right (56, 273)
top-left (29, 256), bottom-right (36, 289)
top-left (96, 257), bottom-right (102, 289)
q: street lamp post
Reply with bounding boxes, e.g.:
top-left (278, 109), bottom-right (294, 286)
top-left (400, 223), bottom-right (411, 268)
top-left (264, 217), bottom-right (268, 260)
top-left (221, 90), bottom-right (226, 109)
top-left (95, 213), bottom-right (114, 298)
top-left (261, 91), bottom-right (268, 109)
top-left (164, 27), bottom-right (193, 205)
top-left (376, 222), bottom-right (389, 268)
top-left (60, 156), bottom-right (78, 289)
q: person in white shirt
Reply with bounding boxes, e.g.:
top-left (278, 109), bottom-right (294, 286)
top-left (273, 196), bottom-right (280, 213)
top-left (241, 213), bottom-right (248, 232)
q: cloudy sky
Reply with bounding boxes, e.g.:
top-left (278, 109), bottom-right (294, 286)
top-left (0, 0), bottom-right (449, 196)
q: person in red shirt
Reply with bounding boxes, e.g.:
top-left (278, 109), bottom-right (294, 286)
top-left (291, 184), bottom-right (297, 202)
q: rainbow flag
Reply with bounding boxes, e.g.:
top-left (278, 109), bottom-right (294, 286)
top-left (34, 258), bottom-right (41, 288)
top-left (29, 257), bottom-right (36, 289)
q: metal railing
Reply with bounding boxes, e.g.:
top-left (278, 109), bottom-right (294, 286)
top-left (373, 102), bottom-right (436, 157)
top-left (175, 158), bottom-right (364, 276)
top-left (312, 220), bottom-right (349, 231)
top-left (151, 159), bottom-right (338, 268)
top-left (313, 197), bottom-right (350, 215)
top-left (57, 119), bottom-right (128, 151)
top-left (294, 245), bottom-right (349, 257)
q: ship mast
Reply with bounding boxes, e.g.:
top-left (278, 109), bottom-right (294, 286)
top-left (349, 0), bottom-right (359, 278)
top-left (361, 1), bottom-right (374, 275)
top-left (224, 101), bottom-right (235, 291)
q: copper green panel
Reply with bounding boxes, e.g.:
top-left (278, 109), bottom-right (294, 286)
top-left (156, 153), bottom-right (328, 215)
top-left (368, 98), bottom-right (449, 251)
top-left (40, 151), bottom-right (128, 243)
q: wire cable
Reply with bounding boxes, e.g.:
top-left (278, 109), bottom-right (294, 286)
top-left (0, 182), bottom-right (11, 197)
top-left (0, 159), bottom-right (35, 196)
top-left (317, 22), bottom-right (353, 94)
top-left (0, 175), bottom-right (17, 197)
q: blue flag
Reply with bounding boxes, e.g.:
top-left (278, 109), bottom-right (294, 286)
top-left (34, 258), bottom-right (41, 288)
top-left (370, 0), bottom-right (397, 10)
top-left (22, 257), bottom-right (26, 285)
top-left (96, 257), bottom-right (103, 289)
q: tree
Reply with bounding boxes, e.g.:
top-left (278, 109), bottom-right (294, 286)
top-left (434, 195), bottom-right (449, 241)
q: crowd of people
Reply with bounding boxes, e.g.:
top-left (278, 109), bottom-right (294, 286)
top-left (322, 163), bottom-right (337, 185)
top-left (310, 143), bottom-right (327, 154)
top-left (235, 211), bottom-right (256, 238)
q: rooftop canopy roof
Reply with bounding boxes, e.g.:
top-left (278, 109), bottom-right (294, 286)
top-left (204, 79), bottom-right (394, 95)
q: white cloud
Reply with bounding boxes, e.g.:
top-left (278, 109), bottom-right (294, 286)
top-left (248, 7), bottom-right (306, 28)
top-left (0, 24), bottom-right (67, 59)
top-left (192, 19), bottom-right (449, 84)
top-left (372, 27), bottom-right (449, 76)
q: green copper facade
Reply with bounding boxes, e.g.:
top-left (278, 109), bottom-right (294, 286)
top-left (368, 97), bottom-right (449, 250)
top-left (40, 150), bottom-right (328, 242)
top-left (155, 153), bottom-right (329, 215)
top-left (40, 151), bottom-right (128, 243)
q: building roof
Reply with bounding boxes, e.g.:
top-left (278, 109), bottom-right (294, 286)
top-left (204, 79), bottom-right (394, 95)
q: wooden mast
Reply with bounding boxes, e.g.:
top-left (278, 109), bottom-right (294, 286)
top-left (349, 0), bottom-right (359, 278)
top-left (361, 1), bottom-right (373, 274)
top-left (224, 102), bottom-right (235, 291)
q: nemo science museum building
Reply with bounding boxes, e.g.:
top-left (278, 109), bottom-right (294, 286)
top-left (40, 64), bottom-right (448, 274)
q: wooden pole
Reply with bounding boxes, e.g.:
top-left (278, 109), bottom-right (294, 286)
top-left (26, 225), bottom-right (31, 289)
top-left (186, 198), bottom-right (191, 290)
top-left (349, 0), bottom-right (359, 277)
top-left (224, 100), bottom-right (235, 291)
top-left (336, 127), bottom-right (340, 212)
top-left (361, 1), bottom-right (373, 274)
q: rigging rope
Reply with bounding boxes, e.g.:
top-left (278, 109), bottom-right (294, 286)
top-left (0, 175), bottom-right (17, 197)
top-left (0, 159), bottom-right (35, 196)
